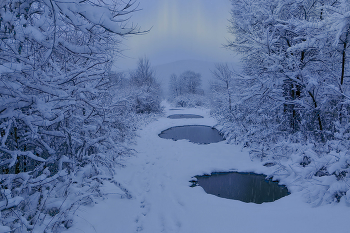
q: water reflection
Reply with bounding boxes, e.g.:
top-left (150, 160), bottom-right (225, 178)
top-left (158, 125), bottom-right (224, 144)
top-left (167, 114), bottom-right (204, 119)
top-left (193, 172), bottom-right (290, 204)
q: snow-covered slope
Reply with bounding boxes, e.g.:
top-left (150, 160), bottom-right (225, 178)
top-left (153, 59), bottom-right (240, 97)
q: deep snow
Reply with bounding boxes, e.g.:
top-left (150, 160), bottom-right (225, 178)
top-left (66, 102), bottom-right (349, 233)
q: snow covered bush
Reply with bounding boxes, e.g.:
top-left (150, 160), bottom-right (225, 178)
top-left (214, 0), bottom-right (350, 204)
top-left (210, 64), bottom-right (234, 114)
top-left (0, 0), bottom-right (158, 231)
top-left (171, 94), bottom-right (207, 108)
top-left (168, 70), bottom-right (207, 107)
top-left (250, 140), bottom-right (350, 206)
top-left (130, 57), bottom-right (162, 114)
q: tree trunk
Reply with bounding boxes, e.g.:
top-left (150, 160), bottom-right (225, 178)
top-left (341, 39), bottom-right (347, 85)
top-left (308, 91), bottom-right (324, 141)
top-left (339, 33), bottom-right (347, 124)
top-left (226, 81), bottom-right (232, 112)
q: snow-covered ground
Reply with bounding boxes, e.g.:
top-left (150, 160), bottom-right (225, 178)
top-left (66, 102), bottom-right (349, 233)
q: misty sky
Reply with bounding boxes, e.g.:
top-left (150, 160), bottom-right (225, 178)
top-left (113, 0), bottom-right (236, 70)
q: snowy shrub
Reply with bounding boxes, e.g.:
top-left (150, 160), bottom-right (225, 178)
top-left (168, 70), bottom-right (207, 108)
top-left (130, 58), bottom-right (162, 114)
top-left (172, 94), bottom-right (208, 108)
top-left (212, 0), bottom-right (350, 204)
top-left (0, 0), bottom-right (159, 232)
top-left (250, 141), bottom-right (350, 206)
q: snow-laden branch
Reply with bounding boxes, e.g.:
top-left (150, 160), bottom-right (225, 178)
top-left (0, 148), bottom-right (46, 168)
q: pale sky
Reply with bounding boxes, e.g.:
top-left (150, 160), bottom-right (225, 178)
top-left (113, 0), bottom-right (236, 70)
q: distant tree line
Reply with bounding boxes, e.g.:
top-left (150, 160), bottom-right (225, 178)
top-left (169, 70), bottom-right (205, 107)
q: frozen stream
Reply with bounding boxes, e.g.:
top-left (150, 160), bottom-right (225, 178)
top-left (158, 125), bottom-right (224, 144)
top-left (167, 114), bottom-right (204, 119)
top-left (67, 102), bottom-right (349, 233)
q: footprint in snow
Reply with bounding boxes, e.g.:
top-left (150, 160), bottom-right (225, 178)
top-left (134, 198), bottom-right (151, 232)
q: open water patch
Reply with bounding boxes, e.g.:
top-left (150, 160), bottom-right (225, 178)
top-left (158, 125), bottom-right (224, 144)
top-left (167, 114), bottom-right (204, 119)
top-left (191, 172), bottom-right (290, 204)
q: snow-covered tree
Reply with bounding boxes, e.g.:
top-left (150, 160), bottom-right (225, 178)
top-left (168, 70), bottom-right (206, 107)
top-left (0, 0), bottom-right (148, 231)
top-left (211, 63), bottom-right (234, 112)
top-left (130, 57), bottom-right (162, 114)
top-left (219, 0), bottom-right (350, 204)
top-left (180, 71), bottom-right (203, 95)
top-left (225, 0), bottom-right (350, 141)
top-left (169, 71), bottom-right (203, 96)
top-left (169, 73), bottom-right (180, 99)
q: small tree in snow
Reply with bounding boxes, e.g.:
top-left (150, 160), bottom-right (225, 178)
top-left (169, 74), bottom-right (180, 99)
top-left (180, 71), bottom-right (203, 95)
top-left (211, 63), bottom-right (234, 112)
top-left (168, 70), bottom-right (206, 107)
top-left (130, 57), bottom-right (162, 113)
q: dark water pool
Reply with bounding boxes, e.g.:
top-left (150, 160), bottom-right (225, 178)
top-left (167, 114), bottom-right (204, 119)
top-left (191, 172), bottom-right (290, 204)
top-left (158, 125), bottom-right (224, 144)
